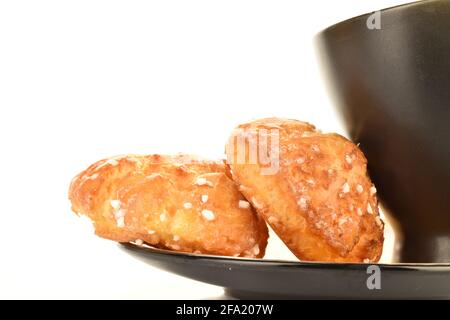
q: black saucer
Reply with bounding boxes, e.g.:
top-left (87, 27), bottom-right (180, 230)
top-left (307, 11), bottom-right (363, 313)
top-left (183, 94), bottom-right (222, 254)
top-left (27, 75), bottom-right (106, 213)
top-left (119, 243), bottom-right (450, 299)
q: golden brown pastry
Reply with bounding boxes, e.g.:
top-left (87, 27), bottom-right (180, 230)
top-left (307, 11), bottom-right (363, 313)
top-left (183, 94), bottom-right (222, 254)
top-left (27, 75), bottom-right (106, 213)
top-left (69, 154), bottom-right (268, 258)
top-left (226, 118), bottom-right (384, 262)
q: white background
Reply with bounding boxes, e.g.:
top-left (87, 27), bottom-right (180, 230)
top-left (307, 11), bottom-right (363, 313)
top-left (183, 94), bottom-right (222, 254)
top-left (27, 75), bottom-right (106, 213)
top-left (0, 0), bottom-right (413, 299)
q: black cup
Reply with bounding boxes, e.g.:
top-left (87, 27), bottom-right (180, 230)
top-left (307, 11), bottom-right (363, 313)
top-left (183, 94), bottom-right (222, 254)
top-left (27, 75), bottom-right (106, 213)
top-left (316, 0), bottom-right (450, 262)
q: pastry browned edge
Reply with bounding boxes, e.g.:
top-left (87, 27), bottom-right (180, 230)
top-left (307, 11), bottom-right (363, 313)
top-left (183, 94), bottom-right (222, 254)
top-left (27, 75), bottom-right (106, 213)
top-left (69, 154), bottom-right (268, 258)
top-left (226, 118), bottom-right (384, 262)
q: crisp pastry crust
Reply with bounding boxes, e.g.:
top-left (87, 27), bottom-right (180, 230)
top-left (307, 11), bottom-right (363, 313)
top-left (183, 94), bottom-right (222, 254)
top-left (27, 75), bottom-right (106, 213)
top-left (69, 154), bottom-right (268, 258)
top-left (226, 118), bottom-right (384, 262)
